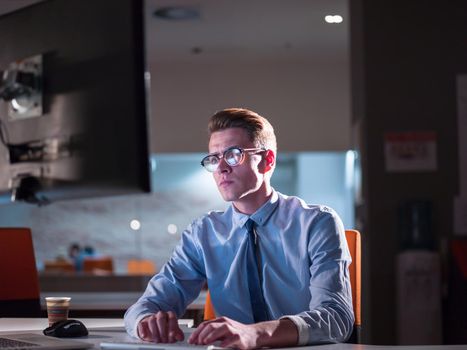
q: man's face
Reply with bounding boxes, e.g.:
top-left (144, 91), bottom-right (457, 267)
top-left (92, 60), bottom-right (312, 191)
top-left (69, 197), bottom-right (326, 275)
top-left (208, 128), bottom-right (266, 203)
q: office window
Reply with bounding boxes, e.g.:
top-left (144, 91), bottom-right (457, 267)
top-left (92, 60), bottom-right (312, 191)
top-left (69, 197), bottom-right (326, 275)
top-left (0, 151), bottom-right (358, 274)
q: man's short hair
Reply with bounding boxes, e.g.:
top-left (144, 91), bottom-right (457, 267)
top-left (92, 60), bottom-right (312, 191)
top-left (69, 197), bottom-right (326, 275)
top-left (208, 108), bottom-right (277, 153)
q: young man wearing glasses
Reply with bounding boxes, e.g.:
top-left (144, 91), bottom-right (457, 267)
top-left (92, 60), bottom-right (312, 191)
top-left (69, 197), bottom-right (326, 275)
top-left (124, 108), bottom-right (354, 349)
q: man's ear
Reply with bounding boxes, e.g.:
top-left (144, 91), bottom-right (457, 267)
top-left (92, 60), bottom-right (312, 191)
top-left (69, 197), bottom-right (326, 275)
top-left (261, 149), bottom-right (276, 173)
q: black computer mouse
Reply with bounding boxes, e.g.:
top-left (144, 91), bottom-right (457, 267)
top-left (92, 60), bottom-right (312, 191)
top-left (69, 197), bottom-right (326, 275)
top-left (43, 319), bottom-right (89, 338)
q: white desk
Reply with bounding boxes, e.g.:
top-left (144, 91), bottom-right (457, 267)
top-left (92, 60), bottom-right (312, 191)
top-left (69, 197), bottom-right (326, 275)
top-left (39, 292), bottom-right (206, 311)
top-left (0, 318), bottom-right (193, 332)
top-left (0, 318), bottom-right (124, 332)
top-left (0, 318), bottom-right (466, 350)
top-left (36, 292), bottom-right (205, 325)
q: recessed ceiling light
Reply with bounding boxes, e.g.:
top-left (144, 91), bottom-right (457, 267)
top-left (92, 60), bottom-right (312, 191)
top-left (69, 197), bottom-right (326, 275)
top-left (130, 219), bottom-right (141, 231)
top-left (167, 224), bottom-right (178, 235)
top-left (325, 15), bottom-right (343, 24)
top-left (191, 46), bottom-right (203, 54)
top-left (153, 6), bottom-right (200, 21)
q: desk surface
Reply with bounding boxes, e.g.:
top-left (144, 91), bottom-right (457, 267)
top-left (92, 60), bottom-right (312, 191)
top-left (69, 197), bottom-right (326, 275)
top-left (0, 318), bottom-right (466, 350)
top-left (0, 318), bottom-right (193, 332)
top-left (37, 292), bottom-right (205, 325)
top-left (39, 291), bottom-right (206, 310)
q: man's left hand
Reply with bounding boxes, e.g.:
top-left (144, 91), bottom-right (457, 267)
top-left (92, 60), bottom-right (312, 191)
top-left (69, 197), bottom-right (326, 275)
top-left (188, 317), bottom-right (298, 350)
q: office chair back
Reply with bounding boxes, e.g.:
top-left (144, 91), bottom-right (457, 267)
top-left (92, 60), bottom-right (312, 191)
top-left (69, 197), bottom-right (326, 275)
top-left (44, 260), bottom-right (75, 272)
top-left (203, 229), bottom-right (362, 343)
top-left (345, 229), bottom-right (361, 343)
top-left (83, 257), bottom-right (114, 274)
top-left (0, 227), bottom-right (42, 317)
top-left (127, 259), bottom-right (156, 275)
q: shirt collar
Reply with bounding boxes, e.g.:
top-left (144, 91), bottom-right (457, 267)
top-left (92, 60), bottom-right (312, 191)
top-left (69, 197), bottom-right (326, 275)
top-left (231, 189), bottom-right (279, 228)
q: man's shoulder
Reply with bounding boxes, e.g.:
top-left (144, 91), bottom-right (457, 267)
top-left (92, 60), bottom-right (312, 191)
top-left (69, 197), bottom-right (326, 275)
top-left (278, 192), bottom-right (328, 210)
top-left (277, 192), bottom-right (340, 218)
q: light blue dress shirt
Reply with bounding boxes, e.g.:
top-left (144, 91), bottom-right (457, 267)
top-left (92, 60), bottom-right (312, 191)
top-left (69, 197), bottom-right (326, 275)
top-left (124, 190), bottom-right (354, 344)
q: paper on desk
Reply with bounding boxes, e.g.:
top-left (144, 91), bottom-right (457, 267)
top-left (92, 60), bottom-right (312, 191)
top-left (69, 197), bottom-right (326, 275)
top-left (99, 325), bottom-right (227, 350)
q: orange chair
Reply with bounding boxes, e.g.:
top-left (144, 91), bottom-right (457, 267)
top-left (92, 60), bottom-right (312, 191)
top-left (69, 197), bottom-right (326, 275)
top-left (345, 229), bottom-right (362, 343)
top-left (203, 229), bottom-right (362, 343)
top-left (204, 290), bottom-right (216, 321)
top-left (127, 259), bottom-right (156, 275)
top-left (44, 260), bottom-right (75, 273)
top-left (0, 228), bottom-right (41, 317)
top-left (83, 256), bottom-right (114, 274)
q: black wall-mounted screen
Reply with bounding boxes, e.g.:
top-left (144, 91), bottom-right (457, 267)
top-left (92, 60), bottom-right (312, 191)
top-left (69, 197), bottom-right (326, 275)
top-left (0, 0), bottom-right (150, 205)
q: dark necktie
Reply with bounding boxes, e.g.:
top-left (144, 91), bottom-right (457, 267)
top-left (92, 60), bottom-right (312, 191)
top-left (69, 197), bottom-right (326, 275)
top-left (245, 219), bottom-right (269, 322)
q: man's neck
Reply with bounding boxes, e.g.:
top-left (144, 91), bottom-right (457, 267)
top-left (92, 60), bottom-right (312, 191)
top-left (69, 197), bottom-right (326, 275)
top-left (233, 184), bottom-right (273, 215)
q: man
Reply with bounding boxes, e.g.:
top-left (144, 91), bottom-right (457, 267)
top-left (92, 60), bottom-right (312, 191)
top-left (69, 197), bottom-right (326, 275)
top-left (124, 108), bottom-right (354, 349)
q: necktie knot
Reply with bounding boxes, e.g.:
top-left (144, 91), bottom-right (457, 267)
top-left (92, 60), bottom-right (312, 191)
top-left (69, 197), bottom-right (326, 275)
top-left (245, 219), bottom-right (255, 233)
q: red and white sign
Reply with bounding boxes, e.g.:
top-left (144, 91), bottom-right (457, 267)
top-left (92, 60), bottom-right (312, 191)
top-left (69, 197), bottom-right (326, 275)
top-left (384, 131), bottom-right (437, 172)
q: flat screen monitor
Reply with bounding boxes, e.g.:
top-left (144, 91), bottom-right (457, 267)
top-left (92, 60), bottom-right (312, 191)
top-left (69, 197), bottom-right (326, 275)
top-left (0, 0), bottom-right (150, 205)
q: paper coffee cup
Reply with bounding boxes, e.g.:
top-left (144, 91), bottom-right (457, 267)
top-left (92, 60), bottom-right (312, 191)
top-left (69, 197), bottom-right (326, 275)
top-left (45, 297), bottom-right (71, 326)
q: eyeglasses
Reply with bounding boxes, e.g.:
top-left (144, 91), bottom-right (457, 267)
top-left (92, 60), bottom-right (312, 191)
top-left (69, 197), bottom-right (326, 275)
top-left (200, 146), bottom-right (266, 172)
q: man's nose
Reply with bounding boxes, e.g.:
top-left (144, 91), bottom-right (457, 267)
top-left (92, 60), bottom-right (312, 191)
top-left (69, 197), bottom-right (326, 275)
top-left (216, 157), bottom-right (232, 173)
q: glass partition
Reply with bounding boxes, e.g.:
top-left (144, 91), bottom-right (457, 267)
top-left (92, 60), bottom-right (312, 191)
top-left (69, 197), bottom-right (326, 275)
top-left (0, 151), bottom-right (358, 274)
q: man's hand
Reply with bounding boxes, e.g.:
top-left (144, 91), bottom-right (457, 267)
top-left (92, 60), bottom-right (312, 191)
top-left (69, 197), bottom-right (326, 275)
top-left (188, 317), bottom-right (298, 350)
top-left (137, 311), bottom-right (184, 343)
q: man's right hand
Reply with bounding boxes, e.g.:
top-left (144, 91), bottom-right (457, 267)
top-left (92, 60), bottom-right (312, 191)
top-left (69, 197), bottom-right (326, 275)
top-left (137, 311), bottom-right (184, 343)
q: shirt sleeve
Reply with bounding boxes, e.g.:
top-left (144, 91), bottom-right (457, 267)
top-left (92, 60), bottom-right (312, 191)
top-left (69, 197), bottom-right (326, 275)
top-left (124, 223), bottom-right (206, 338)
top-left (289, 208), bottom-right (355, 344)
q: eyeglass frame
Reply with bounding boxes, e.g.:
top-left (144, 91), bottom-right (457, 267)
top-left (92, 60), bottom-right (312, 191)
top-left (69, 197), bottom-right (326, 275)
top-left (200, 146), bottom-right (267, 172)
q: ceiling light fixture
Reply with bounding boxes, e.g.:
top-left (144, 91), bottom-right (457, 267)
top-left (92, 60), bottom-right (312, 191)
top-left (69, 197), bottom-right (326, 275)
top-left (153, 6), bottom-right (200, 21)
top-left (325, 15), bottom-right (343, 24)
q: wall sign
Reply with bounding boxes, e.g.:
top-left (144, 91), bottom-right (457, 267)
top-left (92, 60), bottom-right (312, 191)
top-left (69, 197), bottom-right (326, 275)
top-left (384, 131), bottom-right (437, 172)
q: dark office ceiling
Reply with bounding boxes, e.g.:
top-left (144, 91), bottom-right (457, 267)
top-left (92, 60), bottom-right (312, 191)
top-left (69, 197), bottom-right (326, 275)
top-left (145, 0), bottom-right (348, 63)
top-left (0, 0), bottom-right (348, 63)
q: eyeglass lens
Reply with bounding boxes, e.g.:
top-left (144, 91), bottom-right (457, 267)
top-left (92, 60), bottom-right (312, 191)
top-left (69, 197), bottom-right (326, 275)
top-left (202, 147), bottom-right (244, 172)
